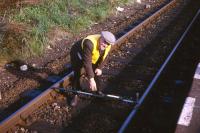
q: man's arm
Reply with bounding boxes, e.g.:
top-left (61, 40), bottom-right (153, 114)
top-left (82, 39), bottom-right (97, 91)
top-left (82, 39), bottom-right (94, 79)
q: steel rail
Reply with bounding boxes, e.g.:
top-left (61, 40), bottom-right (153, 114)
top-left (118, 8), bottom-right (200, 133)
top-left (0, 1), bottom-right (179, 132)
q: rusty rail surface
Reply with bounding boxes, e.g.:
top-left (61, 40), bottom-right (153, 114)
top-left (0, 0), bottom-right (179, 132)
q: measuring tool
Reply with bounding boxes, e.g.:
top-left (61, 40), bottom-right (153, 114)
top-left (57, 88), bottom-right (136, 104)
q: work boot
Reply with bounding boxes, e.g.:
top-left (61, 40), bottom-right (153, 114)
top-left (70, 95), bottom-right (79, 107)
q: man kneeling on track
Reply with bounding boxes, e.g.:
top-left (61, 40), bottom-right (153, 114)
top-left (70, 31), bottom-right (116, 106)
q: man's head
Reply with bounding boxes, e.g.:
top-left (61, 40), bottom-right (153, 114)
top-left (99, 31), bottom-right (116, 50)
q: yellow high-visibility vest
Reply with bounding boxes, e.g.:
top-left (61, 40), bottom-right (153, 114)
top-left (81, 34), bottom-right (111, 64)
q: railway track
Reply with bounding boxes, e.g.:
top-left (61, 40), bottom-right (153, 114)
top-left (0, 0), bottom-right (195, 132)
top-left (120, 8), bottom-right (200, 133)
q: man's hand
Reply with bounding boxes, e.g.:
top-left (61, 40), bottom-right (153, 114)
top-left (95, 68), bottom-right (102, 76)
top-left (89, 78), bottom-right (97, 91)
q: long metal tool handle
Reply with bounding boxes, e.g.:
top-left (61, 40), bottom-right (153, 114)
top-left (59, 88), bottom-right (136, 104)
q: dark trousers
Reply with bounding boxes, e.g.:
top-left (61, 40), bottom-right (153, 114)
top-left (70, 45), bottom-right (83, 90)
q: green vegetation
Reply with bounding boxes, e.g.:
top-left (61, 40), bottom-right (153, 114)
top-left (0, 0), bottom-right (133, 61)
